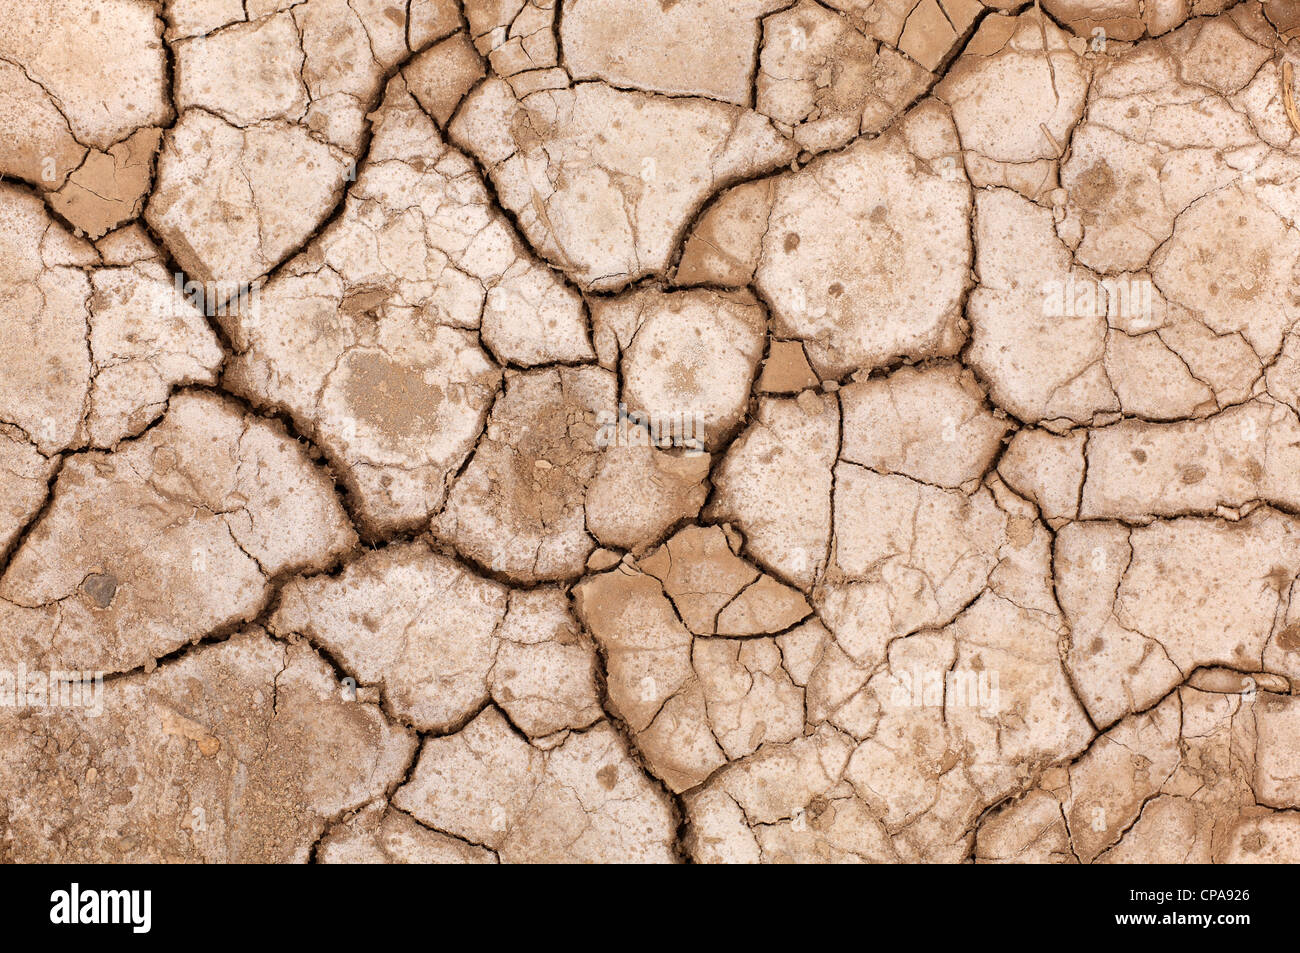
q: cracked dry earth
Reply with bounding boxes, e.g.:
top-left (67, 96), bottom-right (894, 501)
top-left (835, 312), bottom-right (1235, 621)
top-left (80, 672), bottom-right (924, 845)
top-left (6, 0), bottom-right (1300, 867)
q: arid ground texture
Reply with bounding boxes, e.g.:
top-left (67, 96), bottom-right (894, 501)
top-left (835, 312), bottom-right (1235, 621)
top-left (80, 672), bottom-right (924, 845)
top-left (0, 0), bottom-right (1299, 863)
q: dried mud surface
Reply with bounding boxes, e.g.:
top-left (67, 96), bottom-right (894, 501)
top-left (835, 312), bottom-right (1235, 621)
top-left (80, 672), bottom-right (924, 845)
top-left (2, 0), bottom-right (1300, 864)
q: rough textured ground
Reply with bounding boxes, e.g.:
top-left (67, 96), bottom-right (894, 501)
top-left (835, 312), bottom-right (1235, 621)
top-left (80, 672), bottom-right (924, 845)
top-left (1, 0), bottom-right (1299, 864)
